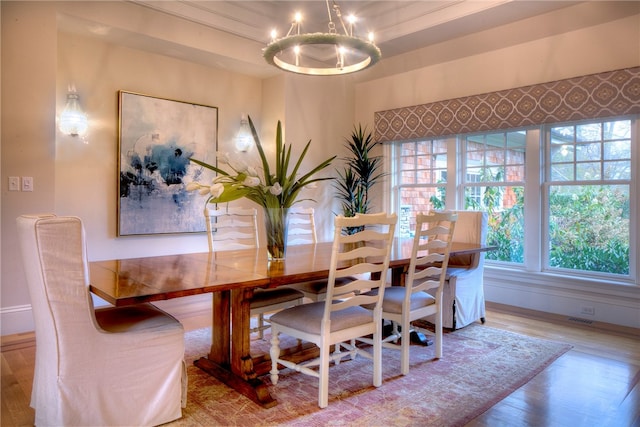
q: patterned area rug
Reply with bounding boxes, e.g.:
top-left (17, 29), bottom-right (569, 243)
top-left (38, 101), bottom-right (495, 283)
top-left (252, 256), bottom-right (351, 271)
top-left (168, 324), bottom-right (571, 426)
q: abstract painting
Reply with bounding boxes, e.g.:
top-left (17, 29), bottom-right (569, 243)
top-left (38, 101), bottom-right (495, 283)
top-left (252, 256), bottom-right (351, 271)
top-left (118, 91), bottom-right (218, 235)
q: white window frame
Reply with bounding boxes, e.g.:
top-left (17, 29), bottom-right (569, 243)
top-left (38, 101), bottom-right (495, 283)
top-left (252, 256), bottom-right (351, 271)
top-left (386, 116), bottom-right (638, 285)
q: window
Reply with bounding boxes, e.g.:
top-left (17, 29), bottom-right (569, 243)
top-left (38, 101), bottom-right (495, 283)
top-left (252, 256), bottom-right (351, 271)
top-left (388, 116), bottom-right (636, 282)
top-left (462, 131), bottom-right (526, 264)
top-left (393, 139), bottom-right (447, 236)
top-left (545, 119), bottom-right (631, 275)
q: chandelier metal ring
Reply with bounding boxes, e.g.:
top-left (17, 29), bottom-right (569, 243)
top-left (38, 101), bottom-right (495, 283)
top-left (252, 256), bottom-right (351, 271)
top-left (264, 33), bottom-right (381, 76)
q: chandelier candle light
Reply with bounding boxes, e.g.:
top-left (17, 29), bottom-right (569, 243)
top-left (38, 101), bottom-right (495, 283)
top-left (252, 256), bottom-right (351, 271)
top-left (264, 0), bottom-right (381, 76)
top-left (187, 116), bottom-right (335, 260)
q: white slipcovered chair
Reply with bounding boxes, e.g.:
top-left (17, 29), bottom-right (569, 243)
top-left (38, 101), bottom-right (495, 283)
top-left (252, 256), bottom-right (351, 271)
top-left (205, 206), bottom-right (304, 338)
top-left (16, 214), bottom-right (186, 427)
top-left (360, 211), bottom-right (457, 375)
top-left (269, 212), bottom-right (397, 408)
top-left (424, 210), bottom-right (488, 329)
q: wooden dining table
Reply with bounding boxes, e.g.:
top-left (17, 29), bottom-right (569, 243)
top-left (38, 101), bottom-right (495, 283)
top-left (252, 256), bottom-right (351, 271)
top-left (89, 239), bottom-right (493, 408)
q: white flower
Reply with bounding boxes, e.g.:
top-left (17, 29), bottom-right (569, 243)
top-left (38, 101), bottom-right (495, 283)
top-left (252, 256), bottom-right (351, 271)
top-left (243, 176), bottom-right (261, 187)
top-left (185, 182), bottom-right (200, 192)
top-left (198, 187), bottom-right (210, 196)
top-left (246, 166), bottom-right (258, 177)
top-left (269, 182), bottom-right (283, 196)
top-left (216, 151), bottom-right (230, 165)
top-left (210, 183), bottom-right (225, 198)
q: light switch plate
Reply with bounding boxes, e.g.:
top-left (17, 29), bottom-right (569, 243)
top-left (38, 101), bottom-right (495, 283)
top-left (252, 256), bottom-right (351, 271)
top-left (22, 176), bottom-right (33, 192)
top-left (9, 176), bottom-right (20, 191)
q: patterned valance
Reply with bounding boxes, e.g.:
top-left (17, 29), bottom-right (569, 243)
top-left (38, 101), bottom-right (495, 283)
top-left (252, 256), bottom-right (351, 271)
top-left (374, 67), bottom-right (640, 142)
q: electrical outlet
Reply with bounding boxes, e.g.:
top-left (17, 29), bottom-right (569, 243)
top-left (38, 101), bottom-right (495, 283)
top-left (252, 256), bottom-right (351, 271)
top-left (22, 176), bottom-right (34, 192)
top-left (9, 176), bottom-right (20, 191)
top-left (580, 306), bottom-right (595, 316)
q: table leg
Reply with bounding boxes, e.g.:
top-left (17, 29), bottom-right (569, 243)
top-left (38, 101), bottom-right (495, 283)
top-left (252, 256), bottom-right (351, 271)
top-left (391, 265), bottom-right (407, 287)
top-left (209, 290), bottom-right (230, 364)
top-left (194, 288), bottom-right (277, 408)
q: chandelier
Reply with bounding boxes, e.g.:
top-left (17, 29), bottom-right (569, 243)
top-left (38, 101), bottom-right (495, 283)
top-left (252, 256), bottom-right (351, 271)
top-left (263, 0), bottom-right (381, 76)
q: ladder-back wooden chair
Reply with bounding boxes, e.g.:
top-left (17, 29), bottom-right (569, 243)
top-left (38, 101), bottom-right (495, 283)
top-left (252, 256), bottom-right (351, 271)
top-left (286, 207), bottom-right (354, 301)
top-left (360, 211), bottom-right (457, 375)
top-left (269, 212), bottom-right (397, 408)
top-left (205, 206), bottom-right (304, 338)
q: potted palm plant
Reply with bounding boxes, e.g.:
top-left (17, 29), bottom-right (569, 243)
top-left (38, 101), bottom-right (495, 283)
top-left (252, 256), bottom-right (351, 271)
top-left (334, 124), bottom-right (384, 234)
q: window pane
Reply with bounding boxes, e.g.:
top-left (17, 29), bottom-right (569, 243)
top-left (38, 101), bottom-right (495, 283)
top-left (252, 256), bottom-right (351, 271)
top-left (551, 164), bottom-right (574, 181)
top-left (401, 171), bottom-right (415, 183)
top-left (548, 185), bottom-right (629, 275)
top-left (576, 162), bottom-right (601, 180)
top-left (551, 144), bottom-right (574, 162)
top-left (576, 142), bottom-right (601, 162)
top-left (400, 142), bottom-right (415, 156)
top-left (604, 161), bottom-right (631, 180)
top-left (463, 185), bottom-right (524, 263)
top-left (551, 126), bottom-right (574, 143)
top-left (603, 120), bottom-right (630, 140)
top-left (506, 165), bottom-right (524, 181)
top-left (576, 123), bottom-right (601, 142)
top-left (400, 156), bottom-right (414, 171)
top-left (486, 150), bottom-right (505, 166)
top-left (604, 140), bottom-right (631, 160)
top-left (399, 186), bottom-right (446, 212)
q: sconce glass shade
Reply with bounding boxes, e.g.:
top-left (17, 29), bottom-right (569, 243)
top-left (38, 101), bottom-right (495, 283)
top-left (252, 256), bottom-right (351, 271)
top-left (59, 91), bottom-right (88, 137)
top-left (235, 115), bottom-right (253, 152)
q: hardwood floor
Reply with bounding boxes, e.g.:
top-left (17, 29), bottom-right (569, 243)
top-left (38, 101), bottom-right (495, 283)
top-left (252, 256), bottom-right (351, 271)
top-left (2, 297), bottom-right (639, 426)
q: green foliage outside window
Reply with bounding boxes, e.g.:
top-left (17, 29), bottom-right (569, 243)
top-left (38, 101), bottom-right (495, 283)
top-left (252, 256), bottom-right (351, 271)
top-left (549, 185), bottom-right (629, 275)
top-left (432, 183), bottom-right (629, 274)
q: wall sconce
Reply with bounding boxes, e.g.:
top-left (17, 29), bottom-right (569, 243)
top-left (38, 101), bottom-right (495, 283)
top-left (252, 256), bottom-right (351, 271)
top-left (59, 87), bottom-right (88, 137)
top-left (234, 114), bottom-right (253, 152)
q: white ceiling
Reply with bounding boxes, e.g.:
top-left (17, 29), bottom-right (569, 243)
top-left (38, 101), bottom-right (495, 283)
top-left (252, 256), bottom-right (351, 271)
top-left (60, 1), bottom-right (584, 78)
top-left (131, 1), bottom-right (578, 54)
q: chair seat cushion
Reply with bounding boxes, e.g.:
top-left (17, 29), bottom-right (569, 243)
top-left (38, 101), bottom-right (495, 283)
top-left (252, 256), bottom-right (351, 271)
top-left (250, 287), bottom-right (304, 309)
top-left (362, 287), bottom-right (435, 314)
top-left (293, 276), bottom-right (353, 295)
top-left (270, 301), bottom-right (373, 334)
top-left (95, 303), bottom-right (183, 333)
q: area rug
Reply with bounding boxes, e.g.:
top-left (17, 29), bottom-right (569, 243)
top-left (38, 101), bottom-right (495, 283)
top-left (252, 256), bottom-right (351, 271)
top-left (167, 324), bottom-right (571, 426)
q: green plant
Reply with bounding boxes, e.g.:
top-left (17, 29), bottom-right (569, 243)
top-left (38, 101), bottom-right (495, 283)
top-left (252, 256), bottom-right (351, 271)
top-left (334, 124), bottom-right (384, 233)
top-left (187, 116), bottom-right (336, 209)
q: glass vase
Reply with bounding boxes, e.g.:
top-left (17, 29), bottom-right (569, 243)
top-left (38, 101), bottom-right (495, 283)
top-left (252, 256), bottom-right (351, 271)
top-left (264, 207), bottom-right (288, 261)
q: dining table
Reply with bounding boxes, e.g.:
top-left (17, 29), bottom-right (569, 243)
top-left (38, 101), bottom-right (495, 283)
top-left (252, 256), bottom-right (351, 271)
top-left (89, 238), bottom-right (493, 408)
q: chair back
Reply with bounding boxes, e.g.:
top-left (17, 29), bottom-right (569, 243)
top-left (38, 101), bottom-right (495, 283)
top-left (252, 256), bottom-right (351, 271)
top-left (205, 206), bottom-right (259, 252)
top-left (323, 213), bottom-right (397, 325)
top-left (448, 210), bottom-right (488, 269)
top-left (16, 215), bottom-right (98, 368)
top-left (287, 207), bottom-right (317, 245)
top-left (406, 211), bottom-right (457, 301)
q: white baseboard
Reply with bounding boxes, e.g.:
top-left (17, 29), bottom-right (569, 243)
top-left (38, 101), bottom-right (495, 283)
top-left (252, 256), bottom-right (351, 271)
top-left (1, 295), bottom-right (111, 336)
top-left (1, 305), bottom-right (35, 336)
top-left (484, 268), bottom-right (640, 329)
